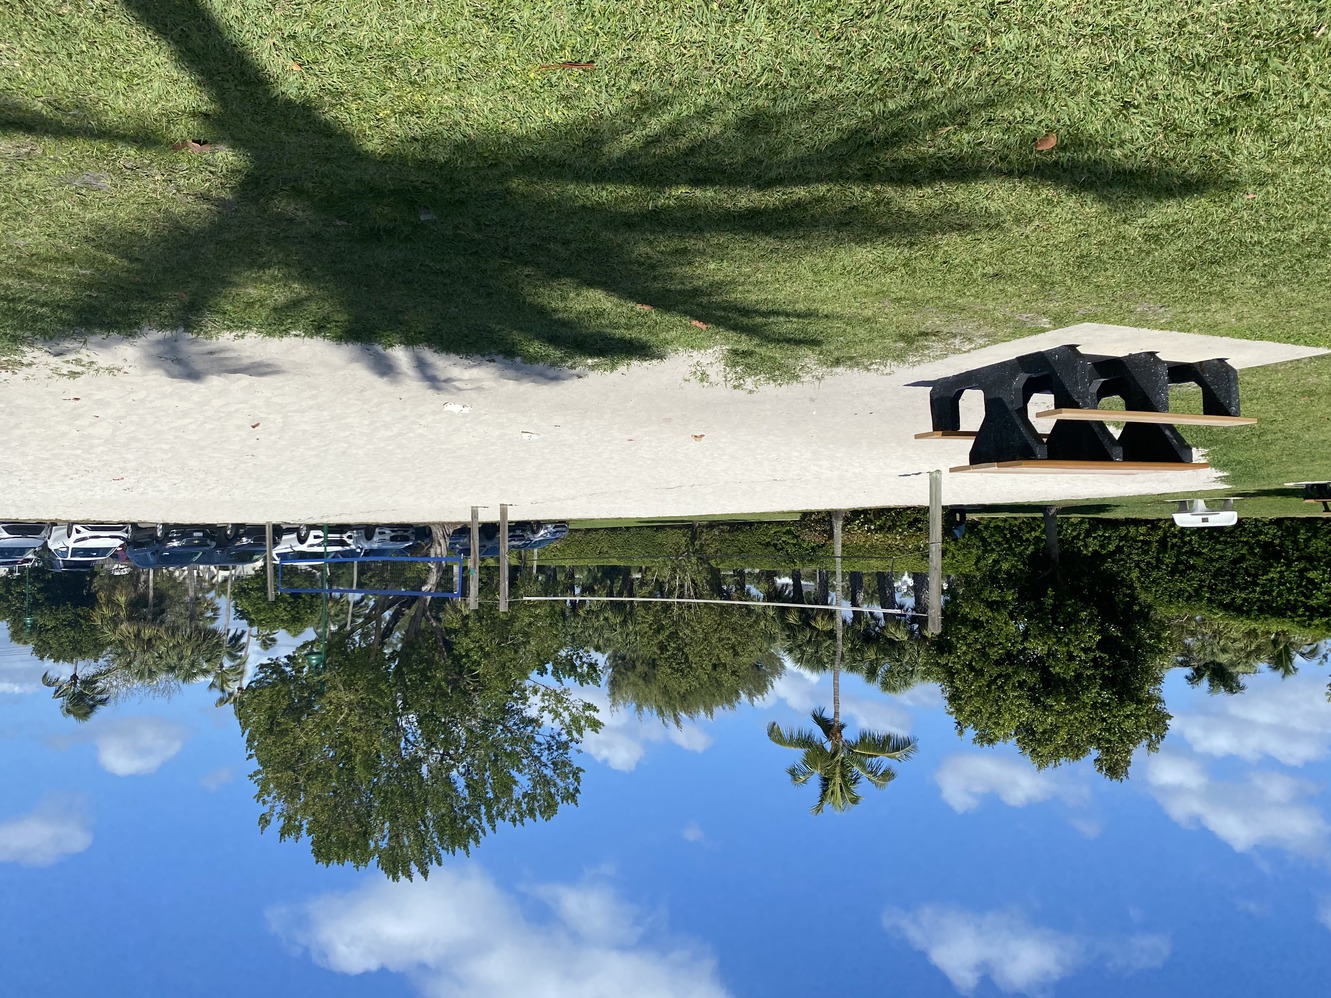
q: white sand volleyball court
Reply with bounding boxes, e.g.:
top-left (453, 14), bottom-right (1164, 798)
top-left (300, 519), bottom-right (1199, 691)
top-left (1, 324), bottom-right (1322, 522)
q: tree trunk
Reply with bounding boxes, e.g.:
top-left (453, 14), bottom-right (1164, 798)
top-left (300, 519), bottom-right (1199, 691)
top-left (790, 568), bottom-right (805, 604)
top-left (816, 569), bottom-right (829, 607)
top-left (1043, 506), bottom-right (1061, 566)
top-left (849, 571), bottom-right (864, 607)
top-left (832, 609), bottom-right (843, 747)
top-left (876, 571), bottom-right (897, 610)
top-left (912, 571), bottom-right (929, 620)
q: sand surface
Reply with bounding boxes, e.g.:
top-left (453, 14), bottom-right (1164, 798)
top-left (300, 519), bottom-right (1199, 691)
top-left (1, 324), bottom-right (1322, 523)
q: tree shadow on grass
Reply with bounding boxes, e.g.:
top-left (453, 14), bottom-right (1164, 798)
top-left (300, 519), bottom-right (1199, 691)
top-left (0, 0), bottom-right (1222, 377)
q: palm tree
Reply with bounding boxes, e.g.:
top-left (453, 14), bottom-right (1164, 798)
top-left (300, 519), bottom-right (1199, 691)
top-left (767, 708), bottom-right (917, 814)
top-left (41, 668), bottom-right (110, 722)
top-left (768, 527), bottom-right (917, 814)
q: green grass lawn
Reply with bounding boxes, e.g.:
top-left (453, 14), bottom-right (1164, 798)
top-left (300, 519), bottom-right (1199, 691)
top-left (2, 0), bottom-right (1329, 380)
top-left (3, 2), bottom-right (1329, 496)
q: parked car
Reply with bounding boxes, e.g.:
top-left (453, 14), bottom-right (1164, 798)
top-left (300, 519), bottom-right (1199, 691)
top-left (125, 525), bottom-right (217, 568)
top-left (447, 521), bottom-right (569, 558)
top-left (0, 523), bottom-right (51, 566)
top-left (44, 523), bottom-right (133, 569)
top-left (274, 525), bottom-right (360, 562)
top-left (353, 524), bottom-right (432, 552)
top-left (213, 524), bottom-right (270, 565)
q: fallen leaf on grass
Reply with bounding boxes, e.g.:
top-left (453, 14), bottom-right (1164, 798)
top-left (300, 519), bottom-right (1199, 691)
top-left (689, 319), bottom-right (708, 329)
top-left (1034, 131), bottom-right (1057, 151)
top-left (692, 434), bottom-right (705, 441)
top-left (1245, 192), bottom-right (1258, 199)
top-left (290, 62), bottom-right (303, 72)
top-left (635, 303), bottom-right (654, 310)
top-left (171, 139), bottom-right (212, 154)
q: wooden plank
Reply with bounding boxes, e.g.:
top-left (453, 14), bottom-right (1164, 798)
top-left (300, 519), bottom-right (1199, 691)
top-left (951, 460), bottom-right (1210, 474)
top-left (498, 503), bottom-right (509, 612)
top-left (1034, 408), bottom-right (1257, 426)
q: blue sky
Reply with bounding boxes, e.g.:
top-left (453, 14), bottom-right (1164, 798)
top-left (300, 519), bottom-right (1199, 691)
top-left (3, 632), bottom-right (1331, 997)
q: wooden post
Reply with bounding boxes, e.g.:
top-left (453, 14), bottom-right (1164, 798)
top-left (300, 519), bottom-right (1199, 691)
top-left (468, 506), bottom-right (480, 610)
top-left (831, 510), bottom-right (843, 604)
top-left (927, 470), bottom-right (942, 636)
top-left (498, 503), bottom-right (510, 612)
top-left (265, 522), bottom-right (275, 602)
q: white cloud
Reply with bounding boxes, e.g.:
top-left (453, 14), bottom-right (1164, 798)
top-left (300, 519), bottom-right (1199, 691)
top-left (882, 905), bottom-right (1168, 996)
top-left (895, 681), bottom-right (944, 709)
top-left (0, 660), bottom-right (44, 696)
top-left (681, 822), bottom-right (704, 843)
top-left (0, 795), bottom-right (93, 866)
top-left (575, 688), bottom-right (711, 773)
top-left (765, 664), bottom-right (914, 735)
top-left (1172, 674), bottom-right (1331, 766)
top-left (935, 755), bottom-right (1087, 814)
top-left (200, 767), bottom-right (234, 791)
top-left (87, 716), bottom-right (190, 776)
top-left (268, 866), bottom-right (731, 998)
top-left (1318, 898), bottom-right (1331, 933)
top-left (1143, 751), bottom-right (1328, 857)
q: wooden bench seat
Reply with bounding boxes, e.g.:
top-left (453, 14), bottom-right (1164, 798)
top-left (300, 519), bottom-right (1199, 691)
top-left (1033, 408), bottom-right (1257, 426)
top-left (951, 460), bottom-right (1210, 474)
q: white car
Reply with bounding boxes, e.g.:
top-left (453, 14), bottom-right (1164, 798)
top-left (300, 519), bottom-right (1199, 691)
top-left (0, 523), bottom-right (51, 566)
top-left (46, 523), bottom-right (133, 566)
top-left (274, 525), bottom-right (360, 562)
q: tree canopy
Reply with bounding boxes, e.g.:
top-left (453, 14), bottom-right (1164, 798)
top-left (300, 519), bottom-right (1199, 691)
top-left (930, 531), bottom-right (1171, 780)
top-left (235, 592), bottom-right (601, 880)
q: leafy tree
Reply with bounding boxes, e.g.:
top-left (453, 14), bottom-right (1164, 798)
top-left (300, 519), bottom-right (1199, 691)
top-left (235, 587), bottom-right (600, 880)
top-left (230, 571), bottom-right (323, 637)
top-left (590, 603), bottom-right (783, 725)
top-left (931, 538), bottom-right (1170, 780)
top-left (0, 570), bottom-right (108, 665)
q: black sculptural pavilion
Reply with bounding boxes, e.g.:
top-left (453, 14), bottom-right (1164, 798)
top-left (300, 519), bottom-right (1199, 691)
top-left (925, 345), bottom-right (1243, 468)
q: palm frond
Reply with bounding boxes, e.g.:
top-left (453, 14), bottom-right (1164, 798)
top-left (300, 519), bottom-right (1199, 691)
top-left (848, 754), bottom-right (897, 789)
top-left (813, 764), bottom-right (863, 814)
top-left (40, 671), bottom-right (63, 688)
top-left (787, 761), bottom-right (817, 786)
top-left (766, 721), bottom-right (823, 751)
top-left (850, 729), bottom-right (918, 761)
top-left (810, 708), bottom-right (836, 741)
